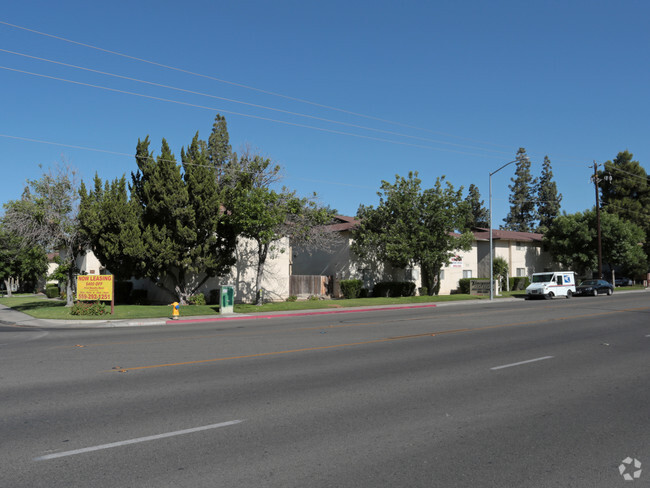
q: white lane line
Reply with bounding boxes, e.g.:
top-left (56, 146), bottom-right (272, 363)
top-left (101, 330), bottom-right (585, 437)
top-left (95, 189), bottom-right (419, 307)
top-left (34, 419), bottom-right (243, 461)
top-left (490, 356), bottom-right (554, 371)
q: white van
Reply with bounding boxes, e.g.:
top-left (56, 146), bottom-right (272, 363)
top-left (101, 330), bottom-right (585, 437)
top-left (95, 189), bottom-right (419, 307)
top-left (526, 271), bottom-right (576, 299)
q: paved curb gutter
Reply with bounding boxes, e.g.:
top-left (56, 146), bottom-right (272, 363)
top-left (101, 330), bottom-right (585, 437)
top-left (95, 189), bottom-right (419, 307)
top-left (167, 303), bottom-right (439, 325)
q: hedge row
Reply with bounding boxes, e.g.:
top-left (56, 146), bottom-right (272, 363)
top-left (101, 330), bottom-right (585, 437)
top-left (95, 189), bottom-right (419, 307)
top-left (372, 281), bottom-right (416, 297)
top-left (458, 277), bottom-right (530, 293)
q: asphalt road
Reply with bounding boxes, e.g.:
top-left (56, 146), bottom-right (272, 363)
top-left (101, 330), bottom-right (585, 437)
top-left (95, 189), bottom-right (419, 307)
top-left (1, 293), bottom-right (648, 487)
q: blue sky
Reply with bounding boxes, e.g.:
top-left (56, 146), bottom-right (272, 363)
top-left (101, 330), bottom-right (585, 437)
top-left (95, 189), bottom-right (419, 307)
top-left (1, 0), bottom-right (649, 226)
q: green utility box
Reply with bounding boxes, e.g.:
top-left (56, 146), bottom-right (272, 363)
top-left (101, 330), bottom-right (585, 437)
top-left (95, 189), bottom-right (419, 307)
top-left (219, 285), bottom-right (235, 314)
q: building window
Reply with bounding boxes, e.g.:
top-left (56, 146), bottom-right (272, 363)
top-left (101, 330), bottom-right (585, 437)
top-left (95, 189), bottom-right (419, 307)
top-left (440, 270), bottom-right (445, 280)
top-left (517, 268), bottom-right (526, 277)
top-left (463, 270), bottom-right (472, 279)
top-left (516, 241), bottom-right (524, 250)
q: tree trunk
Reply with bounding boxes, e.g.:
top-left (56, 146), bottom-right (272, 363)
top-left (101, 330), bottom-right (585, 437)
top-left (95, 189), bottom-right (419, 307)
top-left (254, 243), bottom-right (269, 305)
top-left (65, 259), bottom-right (75, 307)
top-left (3, 278), bottom-right (12, 298)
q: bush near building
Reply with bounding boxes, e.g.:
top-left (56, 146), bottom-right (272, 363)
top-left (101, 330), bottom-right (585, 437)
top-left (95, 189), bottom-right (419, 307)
top-left (340, 279), bottom-right (363, 299)
top-left (373, 282), bottom-right (416, 297)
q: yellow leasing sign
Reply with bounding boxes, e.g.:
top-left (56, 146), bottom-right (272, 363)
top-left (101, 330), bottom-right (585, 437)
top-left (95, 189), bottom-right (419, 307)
top-left (77, 275), bottom-right (114, 301)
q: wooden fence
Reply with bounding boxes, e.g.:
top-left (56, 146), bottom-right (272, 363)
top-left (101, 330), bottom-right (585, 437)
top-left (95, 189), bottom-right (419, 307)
top-left (290, 275), bottom-right (330, 297)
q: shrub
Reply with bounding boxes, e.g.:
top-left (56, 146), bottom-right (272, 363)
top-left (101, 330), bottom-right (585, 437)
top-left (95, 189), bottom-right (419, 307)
top-left (285, 295), bottom-right (298, 302)
top-left (308, 295), bottom-right (319, 301)
top-left (70, 300), bottom-right (108, 316)
top-left (45, 284), bottom-right (59, 299)
top-left (188, 293), bottom-right (206, 305)
top-left (458, 278), bottom-right (490, 294)
top-left (509, 276), bottom-right (530, 291)
top-left (372, 281), bottom-right (416, 297)
top-left (208, 289), bottom-right (219, 305)
top-left (340, 279), bottom-right (363, 299)
top-left (114, 281), bottom-right (133, 304)
top-left (458, 278), bottom-right (471, 294)
top-left (130, 289), bottom-right (149, 305)
top-left (418, 287), bottom-right (428, 296)
top-left (359, 288), bottom-right (369, 298)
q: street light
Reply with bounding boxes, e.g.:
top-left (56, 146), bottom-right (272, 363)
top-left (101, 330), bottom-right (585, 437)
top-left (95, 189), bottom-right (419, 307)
top-left (489, 159), bottom-right (519, 300)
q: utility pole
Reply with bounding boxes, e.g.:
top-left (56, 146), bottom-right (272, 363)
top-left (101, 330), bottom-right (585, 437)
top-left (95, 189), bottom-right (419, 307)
top-left (590, 161), bottom-right (612, 279)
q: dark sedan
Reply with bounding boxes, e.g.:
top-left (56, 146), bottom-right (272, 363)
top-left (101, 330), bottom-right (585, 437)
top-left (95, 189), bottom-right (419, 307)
top-left (575, 279), bottom-right (614, 296)
top-left (615, 277), bottom-right (634, 286)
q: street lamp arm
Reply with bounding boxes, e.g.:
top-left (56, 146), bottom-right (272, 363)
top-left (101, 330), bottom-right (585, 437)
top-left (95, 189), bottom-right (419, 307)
top-left (490, 159), bottom-right (519, 177)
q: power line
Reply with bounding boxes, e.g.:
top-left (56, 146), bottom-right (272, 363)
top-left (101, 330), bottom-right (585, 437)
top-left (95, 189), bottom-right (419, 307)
top-left (606, 164), bottom-right (650, 182)
top-left (0, 48), bottom-right (511, 156)
top-left (0, 19), bottom-right (510, 150)
top-left (0, 65), bottom-right (511, 159)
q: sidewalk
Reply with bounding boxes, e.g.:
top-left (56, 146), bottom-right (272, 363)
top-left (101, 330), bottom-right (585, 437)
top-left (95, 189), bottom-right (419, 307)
top-left (0, 298), bottom-right (524, 329)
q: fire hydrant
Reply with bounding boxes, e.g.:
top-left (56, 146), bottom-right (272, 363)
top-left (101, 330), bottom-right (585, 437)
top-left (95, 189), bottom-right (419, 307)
top-left (171, 301), bottom-right (180, 319)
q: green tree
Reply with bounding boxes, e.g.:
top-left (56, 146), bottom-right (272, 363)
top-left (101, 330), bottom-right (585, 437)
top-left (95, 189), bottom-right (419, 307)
top-left (543, 209), bottom-right (646, 277)
top-left (493, 256), bottom-right (509, 291)
top-left (132, 136), bottom-right (238, 303)
top-left (2, 165), bottom-right (85, 306)
top-left (80, 134), bottom-right (239, 304)
top-left (464, 183), bottom-right (489, 229)
top-left (598, 150), bottom-right (650, 264)
top-left (503, 148), bottom-right (538, 232)
top-left (0, 226), bottom-right (48, 296)
top-left (225, 152), bottom-right (331, 305)
top-left (208, 113), bottom-right (232, 177)
top-left (535, 156), bottom-right (562, 234)
top-left (79, 174), bottom-right (143, 280)
top-left (352, 172), bottom-right (473, 295)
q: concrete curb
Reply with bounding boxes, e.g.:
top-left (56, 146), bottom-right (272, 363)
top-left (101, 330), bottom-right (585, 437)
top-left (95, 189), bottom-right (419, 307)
top-left (167, 303), bottom-right (439, 325)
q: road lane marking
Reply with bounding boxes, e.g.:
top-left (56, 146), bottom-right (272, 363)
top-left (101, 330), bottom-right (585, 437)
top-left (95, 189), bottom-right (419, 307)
top-left (490, 356), bottom-right (554, 370)
top-left (57, 322), bottom-right (383, 349)
top-left (34, 420), bottom-right (243, 461)
top-left (107, 337), bottom-right (407, 371)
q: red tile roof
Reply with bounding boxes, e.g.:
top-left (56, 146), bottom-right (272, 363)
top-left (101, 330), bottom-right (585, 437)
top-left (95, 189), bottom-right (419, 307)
top-left (326, 217), bottom-right (544, 242)
top-left (473, 229), bottom-right (543, 242)
top-left (323, 215), bottom-right (361, 232)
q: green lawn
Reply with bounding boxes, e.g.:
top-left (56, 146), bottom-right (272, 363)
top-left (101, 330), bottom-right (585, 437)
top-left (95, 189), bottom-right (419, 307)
top-left (0, 296), bottom-right (220, 320)
top-left (235, 293), bottom-right (486, 313)
top-left (0, 293), bottom-right (494, 320)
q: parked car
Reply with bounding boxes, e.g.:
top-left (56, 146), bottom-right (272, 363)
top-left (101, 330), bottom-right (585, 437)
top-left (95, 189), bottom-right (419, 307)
top-left (614, 277), bottom-right (634, 287)
top-left (574, 279), bottom-right (614, 296)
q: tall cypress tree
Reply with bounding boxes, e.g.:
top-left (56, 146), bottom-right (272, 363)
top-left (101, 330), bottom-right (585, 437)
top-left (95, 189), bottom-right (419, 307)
top-left (503, 148), bottom-right (538, 232)
top-left (464, 183), bottom-right (489, 229)
top-left (78, 174), bottom-right (143, 280)
top-left (535, 155), bottom-right (562, 234)
top-left (208, 114), bottom-right (232, 174)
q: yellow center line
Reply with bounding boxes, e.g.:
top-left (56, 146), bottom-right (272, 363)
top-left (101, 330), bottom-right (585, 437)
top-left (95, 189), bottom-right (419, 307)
top-left (105, 337), bottom-right (401, 371)
top-left (56, 321), bottom-right (382, 349)
top-left (109, 305), bottom-right (650, 373)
